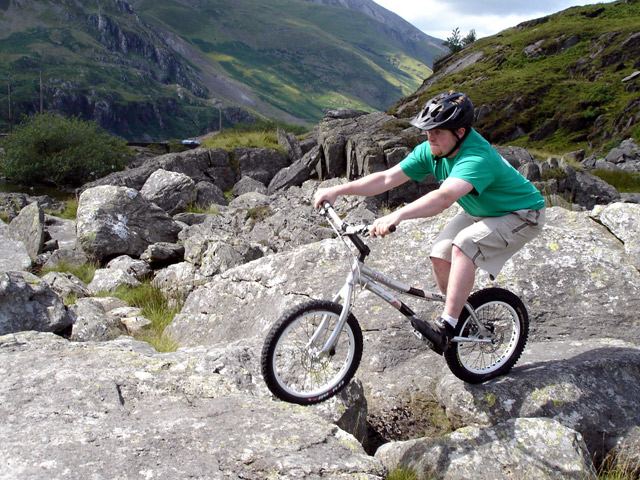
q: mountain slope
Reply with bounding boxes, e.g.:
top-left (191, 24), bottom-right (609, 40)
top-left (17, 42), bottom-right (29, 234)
top-left (0, 0), bottom-right (442, 140)
top-left (392, 0), bottom-right (640, 154)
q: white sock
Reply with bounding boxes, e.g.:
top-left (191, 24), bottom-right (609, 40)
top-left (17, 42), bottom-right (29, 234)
top-left (441, 313), bottom-right (458, 328)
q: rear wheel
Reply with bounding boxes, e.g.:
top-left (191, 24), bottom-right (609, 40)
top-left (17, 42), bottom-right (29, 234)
top-left (444, 288), bottom-right (529, 384)
top-left (261, 300), bottom-right (363, 405)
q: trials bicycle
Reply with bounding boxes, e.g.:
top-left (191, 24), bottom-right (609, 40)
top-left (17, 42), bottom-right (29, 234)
top-left (261, 203), bottom-right (529, 405)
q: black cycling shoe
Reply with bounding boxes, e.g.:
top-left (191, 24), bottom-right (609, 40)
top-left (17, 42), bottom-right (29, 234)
top-left (411, 317), bottom-right (446, 355)
top-left (437, 320), bottom-right (456, 352)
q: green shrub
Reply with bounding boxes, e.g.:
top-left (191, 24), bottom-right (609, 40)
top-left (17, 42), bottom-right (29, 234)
top-left (1, 113), bottom-right (131, 187)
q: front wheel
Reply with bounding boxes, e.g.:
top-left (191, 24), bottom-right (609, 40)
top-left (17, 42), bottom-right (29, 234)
top-left (261, 300), bottom-right (363, 405)
top-left (444, 287), bottom-right (529, 384)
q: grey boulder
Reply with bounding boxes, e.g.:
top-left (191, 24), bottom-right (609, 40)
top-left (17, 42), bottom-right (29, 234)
top-left (436, 339), bottom-right (640, 457)
top-left (140, 168), bottom-right (196, 214)
top-left (69, 297), bottom-right (126, 342)
top-left (0, 221), bottom-right (31, 272)
top-left (376, 417), bottom-right (595, 480)
top-left (41, 272), bottom-right (89, 299)
top-left (0, 332), bottom-right (385, 480)
top-left (7, 202), bottom-right (45, 261)
top-left (77, 186), bottom-right (181, 262)
top-left (0, 271), bottom-right (73, 335)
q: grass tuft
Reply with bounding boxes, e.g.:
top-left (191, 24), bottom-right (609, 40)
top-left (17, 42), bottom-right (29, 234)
top-left (185, 203), bottom-right (221, 215)
top-left (41, 260), bottom-right (99, 284)
top-left (597, 450), bottom-right (639, 480)
top-left (105, 281), bottom-right (181, 352)
top-left (386, 468), bottom-right (419, 480)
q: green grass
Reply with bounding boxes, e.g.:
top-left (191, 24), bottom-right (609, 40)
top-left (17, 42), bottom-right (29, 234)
top-left (592, 169), bottom-right (640, 193)
top-left (386, 468), bottom-right (419, 480)
top-left (45, 197), bottom-right (78, 220)
top-left (597, 451), bottom-right (639, 480)
top-left (185, 203), bottom-right (221, 215)
top-left (246, 206), bottom-right (272, 221)
top-left (41, 260), bottom-right (99, 284)
top-left (202, 129), bottom-right (283, 151)
top-left (102, 281), bottom-right (180, 352)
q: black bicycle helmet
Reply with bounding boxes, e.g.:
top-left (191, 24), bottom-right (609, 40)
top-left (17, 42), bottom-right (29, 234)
top-left (410, 91), bottom-right (474, 132)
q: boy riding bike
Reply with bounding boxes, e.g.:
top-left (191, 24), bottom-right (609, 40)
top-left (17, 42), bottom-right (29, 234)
top-left (314, 91), bottom-right (545, 353)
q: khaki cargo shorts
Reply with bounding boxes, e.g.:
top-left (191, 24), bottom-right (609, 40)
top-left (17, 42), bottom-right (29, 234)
top-left (431, 208), bottom-right (545, 280)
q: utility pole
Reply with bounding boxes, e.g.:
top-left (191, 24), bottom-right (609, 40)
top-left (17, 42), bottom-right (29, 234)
top-left (218, 105), bottom-right (222, 132)
top-left (7, 78), bottom-right (12, 132)
top-left (39, 70), bottom-right (43, 114)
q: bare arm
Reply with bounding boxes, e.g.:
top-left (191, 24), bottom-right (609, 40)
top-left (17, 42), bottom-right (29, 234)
top-left (370, 177), bottom-right (474, 236)
top-left (313, 164), bottom-right (410, 208)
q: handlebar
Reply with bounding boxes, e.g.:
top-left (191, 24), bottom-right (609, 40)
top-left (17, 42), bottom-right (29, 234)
top-left (320, 202), bottom-right (396, 235)
top-left (319, 202), bottom-right (396, 261)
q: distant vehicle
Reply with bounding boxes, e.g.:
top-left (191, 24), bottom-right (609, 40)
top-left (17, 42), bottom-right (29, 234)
top-left (181, 138), bottom-right (201, 147)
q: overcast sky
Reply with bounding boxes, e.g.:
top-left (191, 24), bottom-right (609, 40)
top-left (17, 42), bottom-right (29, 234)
top-left (373, 0), bottom-right (615, 39)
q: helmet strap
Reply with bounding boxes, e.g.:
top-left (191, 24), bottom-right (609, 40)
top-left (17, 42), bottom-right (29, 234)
top-left (433, 128), bottom-right (470, 161)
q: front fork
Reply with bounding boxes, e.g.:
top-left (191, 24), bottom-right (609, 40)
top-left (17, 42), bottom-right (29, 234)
top-left (311, 270), bottom-right (356, 355)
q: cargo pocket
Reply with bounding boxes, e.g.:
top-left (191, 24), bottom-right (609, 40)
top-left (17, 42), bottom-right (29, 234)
top-left (473, 228), bottom-right (509, 260)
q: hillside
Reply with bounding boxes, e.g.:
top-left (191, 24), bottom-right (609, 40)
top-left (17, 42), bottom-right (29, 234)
top-left (0, 0), bottom-right (444, 140)
top-left (391, 0), bottom-right (640, 154)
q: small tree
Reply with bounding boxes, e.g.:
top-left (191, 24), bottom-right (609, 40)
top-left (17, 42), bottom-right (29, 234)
top-left (462, 29), bottom-right (477, 46)
top-left (444, 27), bottom-right (477, 53)
top-left (0, 113), bottom-right (131, 187)
top-left (444, 27), bottom-right (462, 53)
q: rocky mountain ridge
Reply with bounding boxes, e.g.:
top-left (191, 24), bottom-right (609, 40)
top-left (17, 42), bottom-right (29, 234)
top-left (0, 0), bottom-right (441, 139)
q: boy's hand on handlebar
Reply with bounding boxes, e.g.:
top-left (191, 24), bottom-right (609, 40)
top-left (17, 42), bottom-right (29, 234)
top-left (314, 187), bottom-right (339, 210)
top-left (369, 213), bottom-right (399, 238)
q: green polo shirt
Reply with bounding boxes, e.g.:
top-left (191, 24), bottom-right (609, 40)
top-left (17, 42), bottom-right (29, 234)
top-left (399, 129), bottom-right (545, 217)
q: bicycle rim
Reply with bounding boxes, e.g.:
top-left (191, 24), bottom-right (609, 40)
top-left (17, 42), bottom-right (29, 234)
top-left (271, 309), bottom-right (356, 400)
top-left (456, 301), bottom-right (521, 375)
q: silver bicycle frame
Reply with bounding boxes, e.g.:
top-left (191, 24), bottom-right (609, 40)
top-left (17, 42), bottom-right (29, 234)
top-left (317, 204), bottom-right (492, 354)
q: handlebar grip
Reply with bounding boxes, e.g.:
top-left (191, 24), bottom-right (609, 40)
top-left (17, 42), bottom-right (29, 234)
top-left (389, 225), bottom-right (396, 233)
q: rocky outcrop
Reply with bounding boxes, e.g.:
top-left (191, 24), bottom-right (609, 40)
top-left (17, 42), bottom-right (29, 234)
top-left (81, 148), bottom-right (236, 193)
top-left (268, 144), bottom-right (323, 194)
top-left (234, 147), bottom-right (290, 186)
top-left (376, 418), bottom-right (595, 480)
top-left (436, 339), bottom-right (640, 459)
top-left (0, 221), bottom-right (31, 272)
top-left (77, 186), bottom-right (181, 262)
top-left (140, 168), bottom-right (196, 214)
top-left (69, 297), bottom-right (127, 341)
top-left (232, 175), bottom-right (267, 196)
top-left (591, 202), bottom-right (640, 270)
top-left (7, 202), bottom-right (45, 261)
top-left (41, 271), bottom-right (90, 299)
top-left (583, 138), bottom-right (640, 172)
top-left (0, 192), bottom-right (64, 222)
top-left (88, 268), bottom-right (141, 294)
top-left (0, 272), bottom-right (73, 335)
top-left (140, 242), bottom-right (185, 267)
top-left (0, 332), bottom-right (385, 480)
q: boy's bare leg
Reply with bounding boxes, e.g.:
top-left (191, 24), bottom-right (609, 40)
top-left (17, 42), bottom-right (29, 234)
top-left (443, 246), bottom-right (476, 319)
top-left (430, 256), bottom-right (451, 294)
